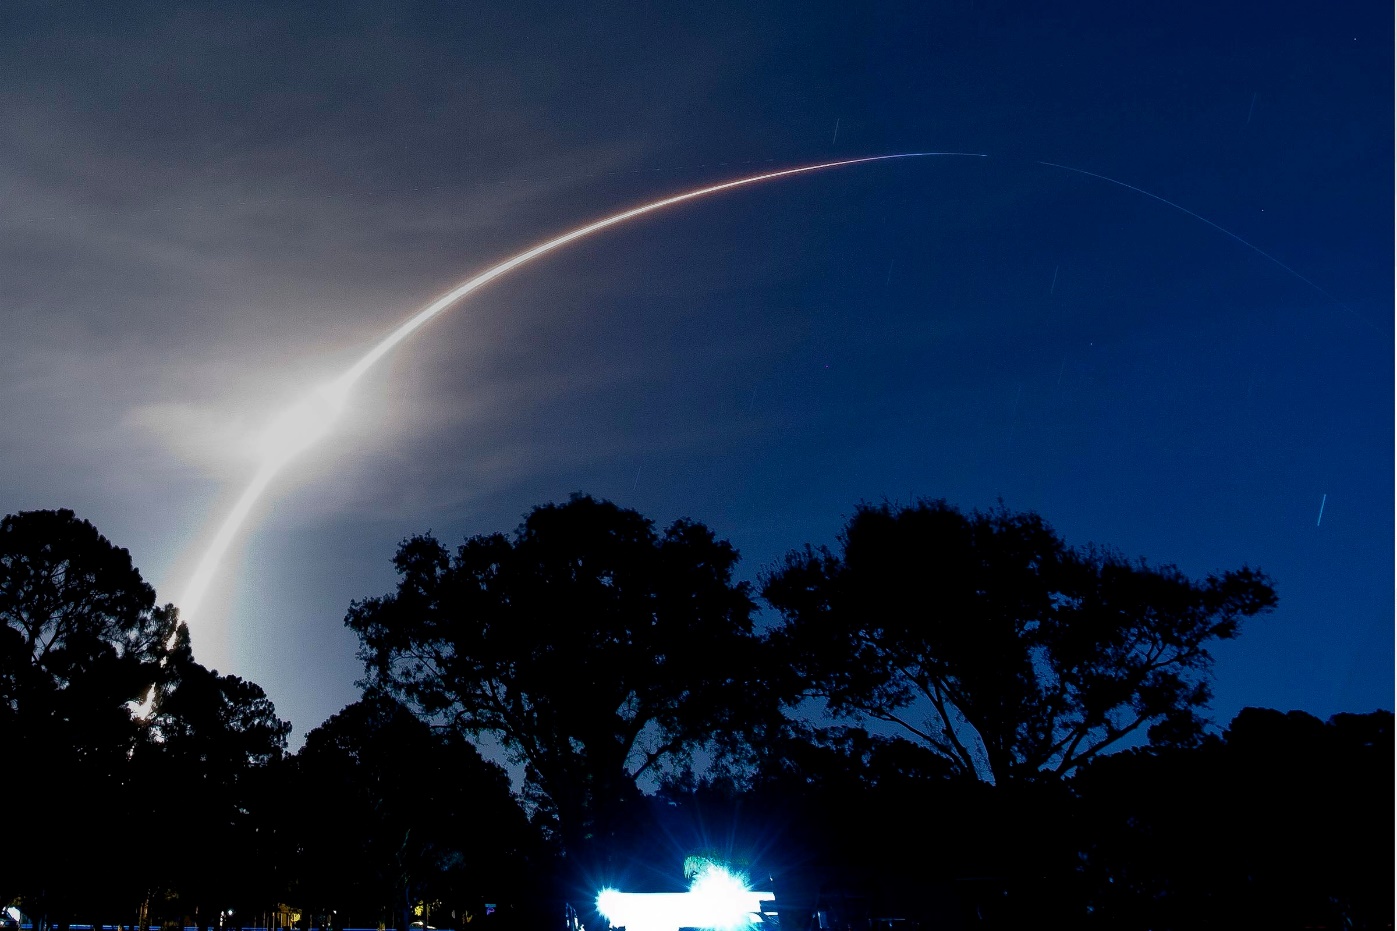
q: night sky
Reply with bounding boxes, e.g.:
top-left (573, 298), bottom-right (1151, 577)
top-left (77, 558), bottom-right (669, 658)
top-left (2, 0), bottom-right (1390, 745)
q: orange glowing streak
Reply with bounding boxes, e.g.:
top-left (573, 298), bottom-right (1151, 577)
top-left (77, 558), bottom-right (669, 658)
top-left (177, 152), bottom-right (987, 625)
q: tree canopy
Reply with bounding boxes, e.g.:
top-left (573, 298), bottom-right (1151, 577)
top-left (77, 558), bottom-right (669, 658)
top-left (1073, 708), bottom-right (1394, 929)
top-left (290, 693), bottom-right (541, 931)
top-left (0, 508), bottom-right (176, 747)
top-left (761, 499), bottom-right (1277, 785)
top-left (346, 494), bottom-right (782, 855)
top-left (1, 500), bottom-right (1387, 930)
top-left (133, 625), bottom-right (293, 931)
top-left (144, 623), bottom-right (291, 770)
top-left (0, 508), bottom-right (178, 924)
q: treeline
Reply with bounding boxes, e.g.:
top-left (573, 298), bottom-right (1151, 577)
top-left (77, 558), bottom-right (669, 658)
top-left (0, 500), bottom-right (1390, 931)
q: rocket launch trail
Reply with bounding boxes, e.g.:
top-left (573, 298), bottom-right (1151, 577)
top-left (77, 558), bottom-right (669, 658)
top-left (178, 150), bottom-right (1344, 634)
top-left (176, 152), bottom-right (988, 625)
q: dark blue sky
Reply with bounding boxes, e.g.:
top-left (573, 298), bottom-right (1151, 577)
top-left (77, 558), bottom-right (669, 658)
top-left (1, 0), bottom-right (1390, 743)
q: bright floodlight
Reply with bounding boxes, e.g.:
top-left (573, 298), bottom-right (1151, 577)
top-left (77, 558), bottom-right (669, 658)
top-left (596, 865), bottom-right (771, 931)
top-left (689, 866), bottom-right (768, 931)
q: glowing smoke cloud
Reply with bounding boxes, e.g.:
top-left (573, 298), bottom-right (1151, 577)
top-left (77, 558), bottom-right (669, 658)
top-left (176, 152), bottom-right (987, 626)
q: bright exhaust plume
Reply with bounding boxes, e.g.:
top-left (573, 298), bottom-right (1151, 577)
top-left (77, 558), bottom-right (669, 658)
top-left (175, 153), bottom-right (985, 627)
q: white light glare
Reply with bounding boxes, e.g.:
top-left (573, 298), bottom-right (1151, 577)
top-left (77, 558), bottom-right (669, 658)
top-left (596, 865), bottom-right (771, 931)
top-left (690, 867), bottom-right (767, 931)
top-left (253, 377), bottom-right (353, 469)
top-left (176, 375), bottom-right (354, 627)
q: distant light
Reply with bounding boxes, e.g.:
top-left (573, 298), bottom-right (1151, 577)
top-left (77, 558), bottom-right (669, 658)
top-left (596, 865), bottom-right (771, 931)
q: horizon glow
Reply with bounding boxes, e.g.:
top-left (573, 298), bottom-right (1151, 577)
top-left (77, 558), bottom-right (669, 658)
top-left (175, 152), bottom-right (988, 629)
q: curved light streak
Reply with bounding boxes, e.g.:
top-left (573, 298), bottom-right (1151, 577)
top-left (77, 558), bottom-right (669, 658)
top-left (177, 151), bottom-right (989, 624)
top-left (1038, 160), bottom-right (1342, 304)
top-left (1037, 161), bottom-right (1371, 331)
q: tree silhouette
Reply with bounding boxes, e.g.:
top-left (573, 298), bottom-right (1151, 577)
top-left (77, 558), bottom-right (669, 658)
top-left (1074, 708), bottom-right (1394, 930)
top-left (289, 692), bottom-right (542, 931)
top-left (346, 494), bottom-right (781, 860)
top-left (133, 624), bottom-right (292, 931)
top-left (737, 723), bottom-right (1086, 928)
top-left (0, 508), bottom-right (177, 928)
top-left (0, 508), bottom-right (176, 747)
top-left (762, 499), bottom-right (1276, 785)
